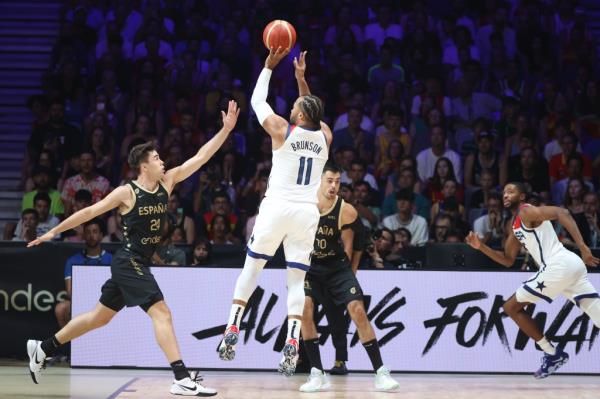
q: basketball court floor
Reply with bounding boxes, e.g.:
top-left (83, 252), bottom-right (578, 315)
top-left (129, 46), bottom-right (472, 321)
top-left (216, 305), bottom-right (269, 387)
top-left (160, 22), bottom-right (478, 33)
top-left (1, 360), bottom-right (599, 399)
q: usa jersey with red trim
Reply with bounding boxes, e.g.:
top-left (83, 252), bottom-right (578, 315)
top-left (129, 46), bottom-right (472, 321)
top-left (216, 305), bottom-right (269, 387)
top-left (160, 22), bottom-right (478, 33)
top-left (512, 204), bottom-right (566, 269)
top-left (265, 124), bottom-right (328, 204)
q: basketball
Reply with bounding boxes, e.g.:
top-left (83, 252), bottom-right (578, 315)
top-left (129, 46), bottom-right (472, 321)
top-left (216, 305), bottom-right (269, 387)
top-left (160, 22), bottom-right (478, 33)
top-left (262, 20), bottom-right (297, 51)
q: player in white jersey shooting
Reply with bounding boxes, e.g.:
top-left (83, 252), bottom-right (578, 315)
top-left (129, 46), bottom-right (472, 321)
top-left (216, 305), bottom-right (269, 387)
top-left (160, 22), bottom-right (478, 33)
top-left (219, 48), bottom-right (332, 376)
top-left (466, 182), bottom-right (600, 378)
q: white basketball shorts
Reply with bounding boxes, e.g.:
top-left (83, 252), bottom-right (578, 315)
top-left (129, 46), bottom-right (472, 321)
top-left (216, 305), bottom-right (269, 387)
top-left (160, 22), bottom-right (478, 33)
top-left (516, 249), bottom-right (598, 305)
top-left (246, 196), bottom-right (320, 271)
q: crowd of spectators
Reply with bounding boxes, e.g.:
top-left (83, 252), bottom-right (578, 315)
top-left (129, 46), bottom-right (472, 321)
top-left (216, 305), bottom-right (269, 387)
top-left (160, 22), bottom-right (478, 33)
top-left (5, 0), bottom-right (600, 269)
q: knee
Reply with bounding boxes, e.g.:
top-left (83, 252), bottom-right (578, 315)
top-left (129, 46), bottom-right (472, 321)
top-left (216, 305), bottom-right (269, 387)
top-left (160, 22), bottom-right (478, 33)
top-left (503, 299), bottom-right (521, 317)
top-left (303, 297), bottom-right (314, 318)
top-left (152, 304), bottom-right (173, 324)
top-left (347, 301), bottom-right (368, 324)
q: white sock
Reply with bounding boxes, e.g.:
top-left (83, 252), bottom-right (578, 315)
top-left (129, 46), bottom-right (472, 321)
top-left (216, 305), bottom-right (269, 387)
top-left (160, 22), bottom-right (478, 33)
top-left (536, 336), bottom-right (556, 355)
top-left (287, 318), bottom-right (301, 341)
top-left (227, 304), bottom-right (245, 329)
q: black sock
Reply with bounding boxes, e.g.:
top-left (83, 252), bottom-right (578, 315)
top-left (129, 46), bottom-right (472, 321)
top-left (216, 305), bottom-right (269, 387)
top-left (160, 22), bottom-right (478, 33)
top-left (40, 336), bottom-right (62, 357)
top-left (170, 360), bottom-right (190, 380)
top-left (303, 339), bottom-right (323, 371)
top-left (362, 339), bottom-right (383, 371)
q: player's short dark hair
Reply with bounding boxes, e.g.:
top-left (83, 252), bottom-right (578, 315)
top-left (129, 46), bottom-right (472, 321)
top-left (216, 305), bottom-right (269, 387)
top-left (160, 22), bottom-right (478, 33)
top-left (84, 217), bottom-right (105, 235)
top-left (128, 142), bottom-right (157, 172)
top-left (33, 192), bottom-right (51, 206)
top-left (506, 182), bottom-right (528, 195)
top-left (75, 189), bottom-right (93, 203)
top-left (22, 208), bottom-right (39, 220)
top-left (298, 94), bottom-right (324, 126)
top-left (322, 161), bottom-right (342, 175)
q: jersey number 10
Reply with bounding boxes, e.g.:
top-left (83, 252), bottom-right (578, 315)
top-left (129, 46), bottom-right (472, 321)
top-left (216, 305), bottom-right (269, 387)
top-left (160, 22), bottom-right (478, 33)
top-left (296, 156), bottom-right (313, 185)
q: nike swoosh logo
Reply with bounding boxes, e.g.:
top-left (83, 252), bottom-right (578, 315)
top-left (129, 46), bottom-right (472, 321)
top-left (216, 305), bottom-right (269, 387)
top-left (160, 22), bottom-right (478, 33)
top-left (178, 384), bottom-right (197, 392)
top-left (34, 345), bottom-right (41, 363)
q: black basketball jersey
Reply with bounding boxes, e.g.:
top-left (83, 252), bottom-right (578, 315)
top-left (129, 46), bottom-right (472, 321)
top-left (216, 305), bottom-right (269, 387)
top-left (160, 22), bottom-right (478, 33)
top-left (310, 196), bottom-right (348, 275)
top-left (120, 181), bottom-right (169, 260)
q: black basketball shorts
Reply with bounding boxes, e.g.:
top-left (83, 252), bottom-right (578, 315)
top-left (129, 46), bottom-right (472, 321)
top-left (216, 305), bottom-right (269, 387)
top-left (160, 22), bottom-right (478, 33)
top-left (304, 264), bottom-right (363, 306)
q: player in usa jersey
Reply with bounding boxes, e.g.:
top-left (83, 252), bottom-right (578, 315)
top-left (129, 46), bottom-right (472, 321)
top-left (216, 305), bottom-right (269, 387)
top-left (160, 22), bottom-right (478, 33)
top-left (466, 182), bottom-right (600, 378)
top-left (219, 48), bottom-right (332, 376)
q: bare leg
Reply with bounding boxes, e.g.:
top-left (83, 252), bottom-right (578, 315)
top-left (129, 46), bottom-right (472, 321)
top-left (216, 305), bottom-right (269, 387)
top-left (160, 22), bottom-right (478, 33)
top-left (301, 296), bottom-right (318, 340)
top-left (55, 302), bottom-right (117, 344)
top-left (54, 300), bottom-right (71, 329)
top-left (146, 300), bottom-right (182, 363)
top-left (503, 295), bottom-right (543, 341)
top-left (347, 300), bottom-right (376, 343)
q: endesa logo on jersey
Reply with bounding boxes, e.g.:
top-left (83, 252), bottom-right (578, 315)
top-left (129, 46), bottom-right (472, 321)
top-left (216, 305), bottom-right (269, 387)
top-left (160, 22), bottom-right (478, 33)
top-left (72, 267), bottom-right (600, 374)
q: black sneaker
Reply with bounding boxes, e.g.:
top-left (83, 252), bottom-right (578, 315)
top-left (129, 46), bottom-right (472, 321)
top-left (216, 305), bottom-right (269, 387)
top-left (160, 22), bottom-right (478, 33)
top-left (330, 360), bottom-right (348, 375)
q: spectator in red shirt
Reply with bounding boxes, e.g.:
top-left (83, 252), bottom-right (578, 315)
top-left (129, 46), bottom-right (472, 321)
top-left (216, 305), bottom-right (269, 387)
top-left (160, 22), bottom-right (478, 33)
top-left (548, 133), bottom-right (592, 185)
top-left (202, 190), bottom-right (238, 240)
top-left (61, 151), bottom-right (111, 216)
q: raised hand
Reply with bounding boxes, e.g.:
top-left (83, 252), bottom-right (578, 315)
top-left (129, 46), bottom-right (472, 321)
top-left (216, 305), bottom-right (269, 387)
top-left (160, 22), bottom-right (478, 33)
top-left (27, 231), bottom-right (55, 247)
top-left (265, 46), bottom-right (290, 70)
top-left (293, 51), bottom-right (307, 80)
top-left (465, 231), bottom-right (481, 250)
top-left (221, 100), bottom-right (240, 132)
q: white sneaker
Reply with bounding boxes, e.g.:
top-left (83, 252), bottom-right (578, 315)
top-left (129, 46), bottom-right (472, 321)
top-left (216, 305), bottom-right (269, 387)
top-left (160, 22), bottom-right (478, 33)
top-left (299, 367), bottom-right (331, 392)
top-left (170, 371), bottom-right (217, 397)
top-left (374, 365), bottom-right (399, 391)
top-left (218, 325), bottom-right (239, 361)
top-left (27, 340), bottom-right (46, 384)
top-left (277, 338), bottom-right (299, 376)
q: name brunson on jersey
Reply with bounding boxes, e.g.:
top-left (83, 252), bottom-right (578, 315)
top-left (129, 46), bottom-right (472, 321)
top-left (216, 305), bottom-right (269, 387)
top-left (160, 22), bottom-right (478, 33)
top-left (290, 140), bottom-right (323, 155)
top-left (138, 203), bottom-right (167, 216)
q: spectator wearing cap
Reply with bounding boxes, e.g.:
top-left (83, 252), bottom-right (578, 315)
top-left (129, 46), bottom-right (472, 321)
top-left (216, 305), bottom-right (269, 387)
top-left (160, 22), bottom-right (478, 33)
top-left (22, 166), bottom-right (64, 218)
top-left (463, 131), bottom-right (503, 188)
top-left (416, 125), bottom-right (462, 184)
top-left (61, 151), bottom-right (111, 216)
top-left (380, 189), bottom-right (428, 246)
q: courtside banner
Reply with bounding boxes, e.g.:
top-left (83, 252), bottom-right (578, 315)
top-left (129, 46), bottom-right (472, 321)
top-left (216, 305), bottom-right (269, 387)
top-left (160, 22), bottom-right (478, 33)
top-left (72, 267), bottom-right (600, 373)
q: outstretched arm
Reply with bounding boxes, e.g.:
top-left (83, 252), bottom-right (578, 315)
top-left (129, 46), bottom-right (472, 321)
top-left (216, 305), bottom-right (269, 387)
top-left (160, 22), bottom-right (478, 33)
top-left (466, 230), bottom-right (521, 267)
top-left (520, 205), bottom-right (600, 266)
top-left (28, 185), bottom-right (131, 246)
top-left (163, 101), bottom-right (240, 192)
top-left (251, 47), bottom-right (289, 145)
top-left (294, 51), bottom-right (310, 96)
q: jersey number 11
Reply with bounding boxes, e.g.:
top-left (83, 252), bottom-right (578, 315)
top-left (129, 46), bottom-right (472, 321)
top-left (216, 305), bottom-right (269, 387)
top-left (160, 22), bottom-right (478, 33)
top-left (296, 156), bottom-right (313, 185)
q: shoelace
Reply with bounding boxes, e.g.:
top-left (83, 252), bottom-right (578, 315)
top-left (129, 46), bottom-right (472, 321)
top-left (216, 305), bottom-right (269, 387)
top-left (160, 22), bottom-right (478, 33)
top-left (189, 371), bottom-right (203, 382)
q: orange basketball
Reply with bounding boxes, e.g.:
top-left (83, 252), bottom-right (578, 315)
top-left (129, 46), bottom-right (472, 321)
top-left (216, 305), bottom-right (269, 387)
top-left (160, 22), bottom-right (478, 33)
top-left (262, 20), bottom-right (297, 51)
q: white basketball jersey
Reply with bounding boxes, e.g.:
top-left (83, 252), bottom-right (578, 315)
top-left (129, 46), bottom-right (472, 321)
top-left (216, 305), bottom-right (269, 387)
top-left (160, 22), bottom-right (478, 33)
top-left (265, 124), bottom-right (329, 204)
top-left (512, 204), bottom-right (566, 268)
